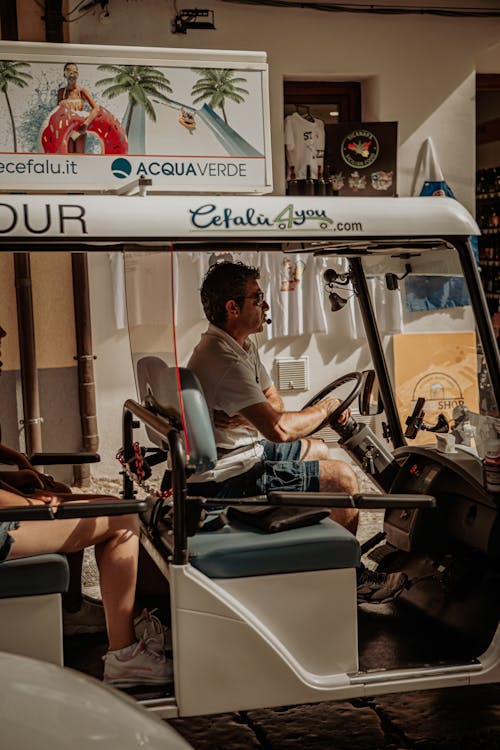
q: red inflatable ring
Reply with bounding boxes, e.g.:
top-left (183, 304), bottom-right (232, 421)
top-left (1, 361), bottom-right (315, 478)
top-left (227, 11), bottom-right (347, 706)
top-left (41, 104), bottom-right (128, 155)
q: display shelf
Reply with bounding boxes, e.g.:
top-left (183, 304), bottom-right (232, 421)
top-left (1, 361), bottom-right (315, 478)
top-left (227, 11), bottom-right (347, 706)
top-left (476, 192), bottom-right (500, 200)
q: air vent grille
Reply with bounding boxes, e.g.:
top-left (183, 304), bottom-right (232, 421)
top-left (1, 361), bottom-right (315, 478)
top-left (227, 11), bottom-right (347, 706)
top-left (311, 426), bottom-right (338, 444)
top-left (276, 357), bottom-right (309, 392)
top-left (312, 411), bottom-right (381, 444)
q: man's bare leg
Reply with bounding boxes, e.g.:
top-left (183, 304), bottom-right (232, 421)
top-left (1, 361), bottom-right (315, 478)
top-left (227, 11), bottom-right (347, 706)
top-left (300, 438), bottom-right (330, 461)
top-left (300, 437), bottom-right (359, 533)
top-left (318, 459), bottom-right (359, 534)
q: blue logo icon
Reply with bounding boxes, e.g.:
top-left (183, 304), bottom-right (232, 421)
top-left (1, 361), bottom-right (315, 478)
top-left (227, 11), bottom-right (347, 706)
top-left (111, 158), bottom-right (132, 179)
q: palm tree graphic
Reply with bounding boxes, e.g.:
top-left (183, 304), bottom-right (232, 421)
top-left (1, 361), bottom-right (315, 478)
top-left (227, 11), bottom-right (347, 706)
top-left (191, 69), bottom-right (249, 124)
top-left (95, 65), bottom-right (173, 135)
top-left (0, 61), bottom-right (32, 152)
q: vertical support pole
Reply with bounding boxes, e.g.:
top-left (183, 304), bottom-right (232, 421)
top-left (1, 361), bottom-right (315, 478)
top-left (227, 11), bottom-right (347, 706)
top-left (14, 253), bottom-right (42, 456)
top-left (169, 430), bottom-right (188, 565)
top-left (72, 252), bottom-right (99, 486)
top-left (122, 407), bottom-right (135, 500)
top-left (349, 257), bottom-right (406, 449)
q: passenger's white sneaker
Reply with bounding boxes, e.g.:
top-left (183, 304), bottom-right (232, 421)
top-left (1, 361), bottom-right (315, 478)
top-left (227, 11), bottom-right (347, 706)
top-left (134, 608), bottom-right (172, 654)
top-left (103, 640), bottom-right (172, 687)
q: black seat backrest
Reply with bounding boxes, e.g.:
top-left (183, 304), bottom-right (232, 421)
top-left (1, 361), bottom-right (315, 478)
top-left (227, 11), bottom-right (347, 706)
top-left (136, 356), bottom-right (217, 474)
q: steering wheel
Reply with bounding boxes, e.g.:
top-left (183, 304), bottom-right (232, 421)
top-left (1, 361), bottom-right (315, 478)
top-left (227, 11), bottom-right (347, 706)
top-left (302, 371), bottom-right (364, 435)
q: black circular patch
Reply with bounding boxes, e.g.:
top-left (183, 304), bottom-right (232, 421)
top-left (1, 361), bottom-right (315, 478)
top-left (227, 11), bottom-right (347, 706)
top-left (341, 129), bottom-right (379, 169)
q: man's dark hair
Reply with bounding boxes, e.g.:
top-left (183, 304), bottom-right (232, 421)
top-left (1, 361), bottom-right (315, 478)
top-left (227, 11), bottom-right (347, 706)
top-left (200, 261), bottom-right (260, 327)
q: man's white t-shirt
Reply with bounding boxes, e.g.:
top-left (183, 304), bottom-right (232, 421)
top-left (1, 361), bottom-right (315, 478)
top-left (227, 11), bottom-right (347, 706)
top-left (284, 112), bottom-right (325, 180)
top-left (187, 324), bottom-right (272, 482)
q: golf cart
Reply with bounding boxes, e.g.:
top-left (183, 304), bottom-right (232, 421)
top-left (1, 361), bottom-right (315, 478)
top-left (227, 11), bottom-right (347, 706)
top-left (0, 193), bottom-right (498, 720)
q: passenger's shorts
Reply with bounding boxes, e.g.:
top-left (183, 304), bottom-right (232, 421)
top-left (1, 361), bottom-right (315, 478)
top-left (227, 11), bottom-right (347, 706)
top-left (0, 521), bottom-right (19, 562)
top-left (188, 439), bottom-right (320, 499)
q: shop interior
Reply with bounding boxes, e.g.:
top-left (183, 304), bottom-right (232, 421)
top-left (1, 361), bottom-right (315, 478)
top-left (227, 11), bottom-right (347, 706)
top-left (283, 76), bottom-right (500, 344)
top-left (476, 74), bottom-right (500, 344)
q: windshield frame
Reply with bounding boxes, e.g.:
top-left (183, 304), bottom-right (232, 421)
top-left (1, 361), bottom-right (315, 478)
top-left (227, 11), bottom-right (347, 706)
top-left (347, 237), bottom-right (499, 450)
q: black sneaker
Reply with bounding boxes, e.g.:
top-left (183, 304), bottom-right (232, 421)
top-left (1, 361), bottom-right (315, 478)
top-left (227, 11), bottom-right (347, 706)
top-left (357, 565), bottom-right (408, 604)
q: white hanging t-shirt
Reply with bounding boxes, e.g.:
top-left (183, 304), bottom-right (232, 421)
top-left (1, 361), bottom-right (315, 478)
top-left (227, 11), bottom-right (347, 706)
top-left (123, 250), bottom-right (175, 327)
top-left (108, 250), bottom-right (179, 330)
top-left (284, 112), bottom-right (325, 180)
top-left (109, 252), bottom-right (127, 330)
top-left (368, 276), bottom-right (403, 334)
top-left (321, 260), bottom-right (403, 340)
top-left (260, 253), bottom-right (328, 339)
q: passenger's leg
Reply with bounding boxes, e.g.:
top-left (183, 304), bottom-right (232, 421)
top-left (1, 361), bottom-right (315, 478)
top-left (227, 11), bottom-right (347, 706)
top-left (9, 515), bottom-right (139, 651)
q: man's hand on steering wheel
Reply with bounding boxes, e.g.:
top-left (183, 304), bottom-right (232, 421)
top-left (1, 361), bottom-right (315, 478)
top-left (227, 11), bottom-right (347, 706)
top-left (302, 372), bottom-right (363, 436)
top-left (320, 397), bottom-right (351, 426)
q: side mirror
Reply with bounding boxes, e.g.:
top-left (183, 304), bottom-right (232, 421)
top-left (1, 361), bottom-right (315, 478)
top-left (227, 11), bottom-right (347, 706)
top-left (385, 263), bottom-right (412, 291)
top-left (358, 369), bottom-right (384, 416)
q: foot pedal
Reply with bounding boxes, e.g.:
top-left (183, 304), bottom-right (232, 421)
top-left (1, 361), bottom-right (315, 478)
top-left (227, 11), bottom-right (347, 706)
top-left (360, 531), bottom-right (386, 556)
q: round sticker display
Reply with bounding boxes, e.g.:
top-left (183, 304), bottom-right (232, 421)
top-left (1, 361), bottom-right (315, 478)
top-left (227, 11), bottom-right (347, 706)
top-left (341, 129), bottom-right (379, 169)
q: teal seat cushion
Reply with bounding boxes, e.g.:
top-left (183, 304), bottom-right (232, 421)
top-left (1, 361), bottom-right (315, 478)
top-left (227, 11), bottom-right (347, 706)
top-left (189, 518), bottom-right (360, 579)
top-left (0, 554), bottom-right (69, 598)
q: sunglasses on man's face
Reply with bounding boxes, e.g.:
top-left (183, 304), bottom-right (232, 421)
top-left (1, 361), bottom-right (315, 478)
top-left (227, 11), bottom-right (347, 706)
top-left (242, 291), bottom-right (265, 306)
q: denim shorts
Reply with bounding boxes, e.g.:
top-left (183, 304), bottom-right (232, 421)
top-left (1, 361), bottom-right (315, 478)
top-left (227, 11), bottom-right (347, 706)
top-left (0, 521), bottom-right (19, 562)
top-left (188, 439), bottom-right (320, 499)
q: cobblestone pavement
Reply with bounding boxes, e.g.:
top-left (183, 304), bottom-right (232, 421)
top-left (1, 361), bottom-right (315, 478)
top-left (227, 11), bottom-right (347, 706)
top-left (167, 685), bottom-right (500, 750)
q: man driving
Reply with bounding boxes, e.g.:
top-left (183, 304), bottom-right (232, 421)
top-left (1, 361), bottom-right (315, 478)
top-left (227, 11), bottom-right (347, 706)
top-left (187, 260), bottom-right (360, 532)
top-left (187, 260), bottom-right (408, 602)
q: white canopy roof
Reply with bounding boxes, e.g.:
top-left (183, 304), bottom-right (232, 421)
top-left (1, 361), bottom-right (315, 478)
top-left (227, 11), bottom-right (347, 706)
top-left (0, 195), bottom-right (478, 247)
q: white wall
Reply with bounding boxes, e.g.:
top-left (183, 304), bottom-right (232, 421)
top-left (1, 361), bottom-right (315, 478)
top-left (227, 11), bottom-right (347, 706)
top-left (11, 0), bottom-right (500, 476)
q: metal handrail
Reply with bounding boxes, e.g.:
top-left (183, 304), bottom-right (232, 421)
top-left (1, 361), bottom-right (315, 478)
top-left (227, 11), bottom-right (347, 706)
top-left (122, 399), bottom-right (188, 564)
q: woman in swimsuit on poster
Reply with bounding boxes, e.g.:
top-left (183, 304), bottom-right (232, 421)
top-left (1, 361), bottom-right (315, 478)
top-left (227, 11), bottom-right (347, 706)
top-left (57, 63), bottom-right (99, 154)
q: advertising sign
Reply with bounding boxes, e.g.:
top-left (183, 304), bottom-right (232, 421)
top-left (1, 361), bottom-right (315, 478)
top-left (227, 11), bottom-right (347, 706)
top-left (393, 331), bottom-right (479, 446)
top-left (0, 42), bottom-right (272, 193)
top-left (324, 122), bottom-right (397, 197)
